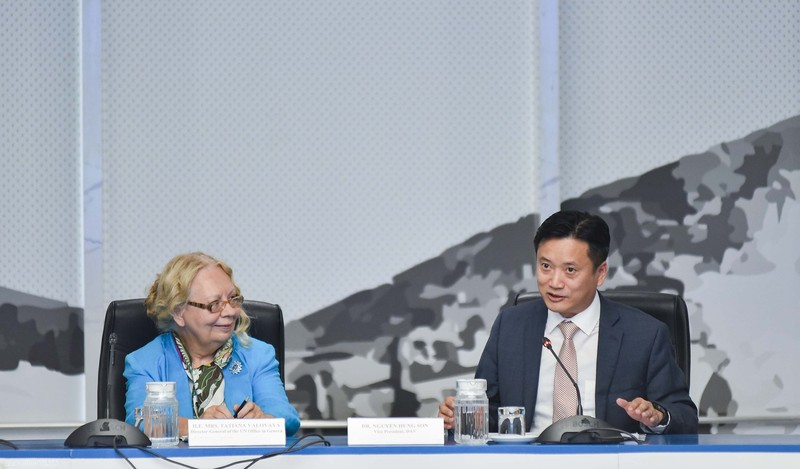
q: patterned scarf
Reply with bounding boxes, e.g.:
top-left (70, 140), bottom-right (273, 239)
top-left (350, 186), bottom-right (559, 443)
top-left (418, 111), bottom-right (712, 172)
top-left (172, 332), bottom-right (233, 418)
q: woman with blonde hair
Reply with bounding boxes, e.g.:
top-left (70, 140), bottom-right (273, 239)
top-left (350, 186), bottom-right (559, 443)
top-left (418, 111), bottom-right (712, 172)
top-left (124, 252), bottom-right (300, 436)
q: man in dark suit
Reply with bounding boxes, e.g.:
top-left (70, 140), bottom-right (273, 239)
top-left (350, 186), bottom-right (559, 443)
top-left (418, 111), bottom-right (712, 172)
top-left (439, 210), bottom-right (698, 435)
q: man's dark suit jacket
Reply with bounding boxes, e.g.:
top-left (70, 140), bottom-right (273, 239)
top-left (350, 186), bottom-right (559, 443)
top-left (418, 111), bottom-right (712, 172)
top-left (475, 292), bottom-right (698, 434)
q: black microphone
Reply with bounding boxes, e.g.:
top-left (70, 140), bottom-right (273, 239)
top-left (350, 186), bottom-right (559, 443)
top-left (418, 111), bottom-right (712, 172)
top-left (109, 332), bottom-right (118, 366)
top-left (107, 332), bottom-right (118, 419)
top-left (542, 337), bottom-right (583, 415)
top-left (65, 331), bottom-right (150, 447)
top-left (536, 336), bottom-right (627, 444)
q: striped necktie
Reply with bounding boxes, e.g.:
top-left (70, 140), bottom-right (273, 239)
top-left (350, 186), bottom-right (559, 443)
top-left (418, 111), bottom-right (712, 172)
top-left (552, 321), bottom-right (579, 422)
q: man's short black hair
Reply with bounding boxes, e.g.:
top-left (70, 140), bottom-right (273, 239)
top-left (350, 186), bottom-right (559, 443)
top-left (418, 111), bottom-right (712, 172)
top-left (533, 210), bottom-right (610, 269)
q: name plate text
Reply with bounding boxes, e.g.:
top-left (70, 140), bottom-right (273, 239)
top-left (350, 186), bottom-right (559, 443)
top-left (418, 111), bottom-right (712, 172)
top-left (188, 418), bottom-right (286, 447)
top-left (347, 418), bottom-right (444, 445)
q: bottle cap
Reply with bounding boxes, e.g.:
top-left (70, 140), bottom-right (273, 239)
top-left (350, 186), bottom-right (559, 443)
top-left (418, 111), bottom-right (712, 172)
top-left (456, 378), bottom-right (487, 391)
top-left (146, 381), bottom-right (177, 398)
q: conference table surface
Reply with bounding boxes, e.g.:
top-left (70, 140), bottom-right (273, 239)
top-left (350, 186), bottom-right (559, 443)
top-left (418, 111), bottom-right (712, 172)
top-left (2, 434), bottom-right (800, 469)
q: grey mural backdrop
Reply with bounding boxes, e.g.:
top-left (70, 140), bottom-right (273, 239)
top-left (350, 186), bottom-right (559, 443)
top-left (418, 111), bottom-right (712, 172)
top-left (0, 288), bottom-right (83, 376)
top-left (2, 118), bottom-right (798, 432)
top-left (285, 115), bottom-right (800, 433)
top-left (0, 289), bottom-right (85, 423)
top-left (2, 1), bottom-right (799, 435)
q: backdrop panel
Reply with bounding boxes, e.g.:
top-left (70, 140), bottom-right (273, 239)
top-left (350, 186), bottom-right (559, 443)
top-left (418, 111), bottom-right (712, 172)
top-left (0, 0), bottom-right (84, 424)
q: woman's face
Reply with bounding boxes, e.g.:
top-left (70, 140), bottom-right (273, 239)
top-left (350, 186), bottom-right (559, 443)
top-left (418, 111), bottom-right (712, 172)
top-left (173, 265), bottom-right (240, 357)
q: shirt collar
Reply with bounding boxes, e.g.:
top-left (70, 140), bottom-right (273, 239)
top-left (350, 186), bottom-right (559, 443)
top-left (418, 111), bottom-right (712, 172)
top-left (545, 290), bottom-right (601, 336)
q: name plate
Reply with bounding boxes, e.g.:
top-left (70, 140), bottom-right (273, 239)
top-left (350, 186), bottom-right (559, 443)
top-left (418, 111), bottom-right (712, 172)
top-left (347, 418), bottom-right (444, 445)
top-left (188, 418), bottom-right (286, 447)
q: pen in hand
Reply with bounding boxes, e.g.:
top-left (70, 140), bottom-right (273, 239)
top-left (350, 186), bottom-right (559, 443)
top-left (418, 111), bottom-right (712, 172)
top-left (233, 398), bottom-right (248, 418)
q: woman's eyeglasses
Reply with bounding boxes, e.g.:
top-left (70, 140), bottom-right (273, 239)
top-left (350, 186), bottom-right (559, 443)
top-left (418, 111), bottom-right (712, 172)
top-left (187, 295), bottom-right (244, 313)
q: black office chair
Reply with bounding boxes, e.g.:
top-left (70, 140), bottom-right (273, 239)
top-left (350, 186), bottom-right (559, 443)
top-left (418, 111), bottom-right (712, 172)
top-left (514, 290), bottom-right (691, 387)
top-left (97, 298), bottom-right (285, 420)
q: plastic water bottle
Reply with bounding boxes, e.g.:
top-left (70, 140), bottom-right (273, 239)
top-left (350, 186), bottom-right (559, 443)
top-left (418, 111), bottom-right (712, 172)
top-left (454, 378), bottom-right (489, 445)
top-left (143, 381), bottom-right (179, 447)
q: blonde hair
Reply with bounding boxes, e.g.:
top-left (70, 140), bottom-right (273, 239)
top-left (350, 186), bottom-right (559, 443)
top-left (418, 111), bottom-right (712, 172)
top-left (144, 252), bottom-right (251, 345)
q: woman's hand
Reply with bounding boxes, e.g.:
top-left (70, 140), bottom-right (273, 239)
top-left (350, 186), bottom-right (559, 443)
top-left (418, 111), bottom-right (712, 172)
top-left (200, 404), bottom-right (234, 419)
top-left (178, 403), bottom-right (274, 438)
top-left (233, 401), bottom-right (274, 419)
top-left (178, 417), bottom-right (189, 438)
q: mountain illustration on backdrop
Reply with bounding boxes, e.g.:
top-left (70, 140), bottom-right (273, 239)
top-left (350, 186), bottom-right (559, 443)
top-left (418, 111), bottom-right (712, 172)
top-left (285, 114), bottom-right (800, 430)
top-left (1, 115), bottom-right (797, 432)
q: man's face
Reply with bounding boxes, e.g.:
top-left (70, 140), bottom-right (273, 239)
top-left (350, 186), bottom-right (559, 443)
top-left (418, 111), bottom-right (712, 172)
top-left (536, 237), bottom-right (608, 318)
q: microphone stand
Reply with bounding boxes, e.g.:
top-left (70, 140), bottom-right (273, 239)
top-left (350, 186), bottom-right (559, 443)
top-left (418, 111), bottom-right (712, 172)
top-left (107, 332), bottom-right (117, 419)
top-left (64, 331), bottom-right (151, 447)
top-left (537, 337), bottom-right (628, 444)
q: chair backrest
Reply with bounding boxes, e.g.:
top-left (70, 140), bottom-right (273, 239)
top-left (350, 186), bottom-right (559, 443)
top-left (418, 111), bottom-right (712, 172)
top-left (514, 290), bottom-right (691, 387)
top-left (97, 299), bottom-right (285, 420)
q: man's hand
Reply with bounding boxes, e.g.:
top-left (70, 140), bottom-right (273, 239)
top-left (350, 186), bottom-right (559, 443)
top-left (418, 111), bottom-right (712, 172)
top-left (438, 396), bottom-right (456, 430)
top-left (616, 397), bottom-right (664, 428)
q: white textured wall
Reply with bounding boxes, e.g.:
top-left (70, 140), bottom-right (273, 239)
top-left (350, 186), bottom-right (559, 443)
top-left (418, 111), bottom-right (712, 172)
top-left (2, 0), bottom-right (799, 431)
top-left (100, 0), bottom-right (539, 320)
top-left (0, 1), bottom-right (82, 305)
top-left (559, 0), bottom-right (800, 199)
top-left (0, 0), bottom-right (84, 423)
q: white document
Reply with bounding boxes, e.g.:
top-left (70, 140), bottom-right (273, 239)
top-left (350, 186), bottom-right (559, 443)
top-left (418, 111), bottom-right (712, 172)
top-left (347, 417), bottom-right (444, 446)
top-left (188, 418), bottom-right (286, 447)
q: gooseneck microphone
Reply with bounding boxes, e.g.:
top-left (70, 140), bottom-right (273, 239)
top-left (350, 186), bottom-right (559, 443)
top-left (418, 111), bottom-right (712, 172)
top-left (109, 332), bottom-right (118, 365)
top-left (107, 332), bottom-right (118, 419)
top-left (536, 336), bottom-right (629, 444)
top-left (542, 337), bottom-right (583, 415)
top-left (64, 331), bottom-right (151, 447)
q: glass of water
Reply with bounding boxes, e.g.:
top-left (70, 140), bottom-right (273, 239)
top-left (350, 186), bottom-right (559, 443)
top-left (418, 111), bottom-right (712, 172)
top-left (498, 406), bottom-right (525, 436)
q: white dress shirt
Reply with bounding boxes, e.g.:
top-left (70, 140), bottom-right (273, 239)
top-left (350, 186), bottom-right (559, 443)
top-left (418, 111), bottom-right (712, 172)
top-left (530, 291), bottom-right (600, 437)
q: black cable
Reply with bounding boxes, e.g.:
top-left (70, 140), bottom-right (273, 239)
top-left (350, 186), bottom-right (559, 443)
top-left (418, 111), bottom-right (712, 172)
top-left (215, 434), bottom-right (331, 469)
top-left (0, 439), bottom-right (19, 449)
top-left (565, 427), bottom-right (641, 444)
top-left (127, 445), bottom-right (201, 469)
top-left (110, 433), bottom-right (331, 469)
top-left (112, 435), bottom-right (139, 469)
top-left (615, 431), bottom-right (641, 444)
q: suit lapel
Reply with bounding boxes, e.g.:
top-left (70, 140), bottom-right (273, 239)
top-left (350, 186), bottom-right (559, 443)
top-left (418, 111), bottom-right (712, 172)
top-left (595, 295), bottom-right (622, 421)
